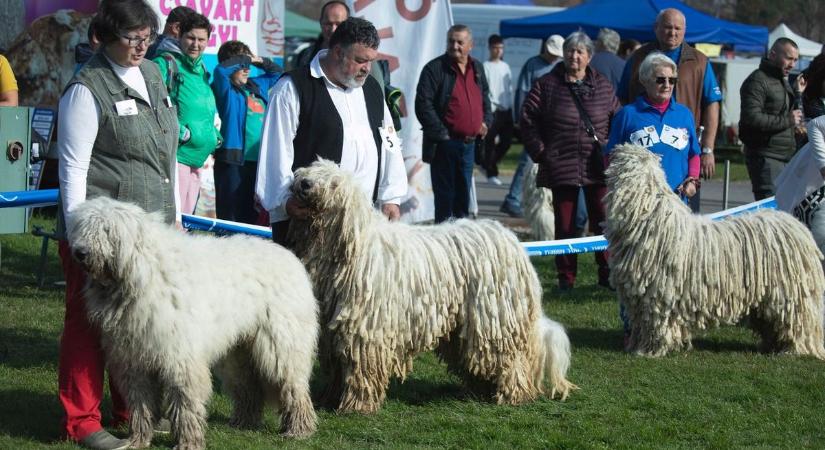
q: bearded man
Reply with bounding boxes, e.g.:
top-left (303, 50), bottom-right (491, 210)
top-left (256, 17), bottom-right (407, 245)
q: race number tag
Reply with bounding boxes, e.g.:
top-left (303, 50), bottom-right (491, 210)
top-left (629, 126), bottom-right (660, 148)
top-left (660, 125), bottom-right (689, 150)
top-left (379, 124), bottom-right (402, 154)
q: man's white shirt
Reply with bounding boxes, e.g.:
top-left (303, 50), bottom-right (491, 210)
top-left (256, 50), bottom-right (407, 222)
top-left (483, 60), bottom-right (513, 112)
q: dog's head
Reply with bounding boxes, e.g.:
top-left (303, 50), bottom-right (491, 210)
top-left (291, 159), bottom-right (368, 216)
top-left (66, 197), bottom-right (157, 282)
top-left (605, 144), bottom-right (670, 195)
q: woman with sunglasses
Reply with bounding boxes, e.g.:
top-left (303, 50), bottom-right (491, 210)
top-left (605, 52), bottom-right (700, 350)
top-left (56, 1), bottom-right (178, 448)
top-left (606, 51), bottom-right (701, 199)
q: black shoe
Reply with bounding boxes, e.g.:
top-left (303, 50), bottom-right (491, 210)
top-left (598, 278), bottom-right (615, 291)
top-left (499, 203), bottom-right (523, 218)
top-left (558, 280), bottom-right (574, 293)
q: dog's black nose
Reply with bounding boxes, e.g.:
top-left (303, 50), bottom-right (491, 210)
top-left (299, 178), bottom-right (313, 192)
top-left (72, 248), bottom-right (88, 262)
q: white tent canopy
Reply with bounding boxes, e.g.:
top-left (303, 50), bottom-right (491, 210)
top-left (769, 23), bottom-right (822, 58)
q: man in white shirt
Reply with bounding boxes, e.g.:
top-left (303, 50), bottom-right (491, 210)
top-left (481, 34), bottom-right (513, 186)
top-left (256, 17), bottom-right (407, 245)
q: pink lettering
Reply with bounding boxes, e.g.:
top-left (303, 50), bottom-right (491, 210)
top-left (185, 0), bottom-right (197, 9)
top-left (397, 0), bottom-right (431, 21)
top-left (160, 0), bottom-right (173, 15)
top-left (217, 24), bottom-right (236, 45)
top-left (199, 0), bottom-right (214, 17)
top-left (213, 0), bottom-right (228, 20)
top-left (242, 0), bottom-right (255, 22)
top-left (353, 0), bottom-right (375, 13)
top-left (377, 27), bottom-right (393, 40)
top-left (229, 0), bottom-right (242, 21)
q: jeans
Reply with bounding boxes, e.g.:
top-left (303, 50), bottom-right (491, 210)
top-left (745, 153), bottom-right (786, 200)
top-left (214, 160), bottom-right (259, 225)
top-left (502, 150), bottom-right (530, 211)
top-left (431, 139), bottom-right (475, 223)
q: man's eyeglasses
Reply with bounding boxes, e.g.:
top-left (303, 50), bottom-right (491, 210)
top-left (118, 32), bottom-right (157, 48)
top-left (655, 76), bottom-right (678, 85)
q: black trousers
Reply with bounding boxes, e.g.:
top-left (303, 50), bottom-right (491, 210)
top-left (483, 109), bottom-right (514, 177)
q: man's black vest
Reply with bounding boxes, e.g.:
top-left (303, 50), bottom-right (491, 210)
top-left (290, 65), bottom-right (385, 201)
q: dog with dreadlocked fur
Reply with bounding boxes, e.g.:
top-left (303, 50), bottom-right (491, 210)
top-left (287, 159), bottom-right (576, 414)
top-left (522, 162), bottom-right (555, 240)
top-left (604, 144), bottom-right (825, 358)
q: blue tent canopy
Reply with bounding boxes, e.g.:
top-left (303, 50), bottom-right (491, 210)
top-left (500, 0), bottom-right (768, 53)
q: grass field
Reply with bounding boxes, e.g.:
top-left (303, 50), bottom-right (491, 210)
top-left (2, 215), bottom-right (824, 449)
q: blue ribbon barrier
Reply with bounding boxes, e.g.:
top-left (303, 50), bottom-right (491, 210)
top-left (0, 188), bottom-right (780, 256)
top-left (0, 189), bottom-right (60, 208)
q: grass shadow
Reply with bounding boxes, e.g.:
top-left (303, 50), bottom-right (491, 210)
top-left (0, 326), bottom-right (59, 369)
top-left (567, 327), bottom-right (624, 352)
top-left (0, 389), bottom-right (64, 443)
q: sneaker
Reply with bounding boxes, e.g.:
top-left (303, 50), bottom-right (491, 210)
top-left (79, 430), bottom-right (130, 450)
top-left (487, 176), bottom-right (503, 186)
top-left (499, 202), bottom-right (523, 218)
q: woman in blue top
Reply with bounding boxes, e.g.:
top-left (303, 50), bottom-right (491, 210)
top-left (606, 52), bottom-right (701, 350)
top-left (607, 52), bottom-right (701, 201)
top-left (212, 40), bottom-right (282, 224)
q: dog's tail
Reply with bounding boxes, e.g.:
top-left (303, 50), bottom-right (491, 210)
top-left (538, 315), bottom-right (578, 400)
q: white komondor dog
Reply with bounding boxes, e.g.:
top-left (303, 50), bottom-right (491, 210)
top-left (287, 159), bottom-right (576, 414)
top-left (66, 198), bottom-right (319, 449)
top-left (522, 162), bottom-right (555, 240)
top-left (604, 144), bottom-right (825, 358)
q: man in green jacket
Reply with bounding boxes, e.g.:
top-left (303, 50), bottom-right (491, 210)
top-left (739, 37), bottom-right (802, 200)
top-left (155, 12), bottom-right (221, 214)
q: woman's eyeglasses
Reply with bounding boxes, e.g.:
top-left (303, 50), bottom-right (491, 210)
top-left (118, 32), bottom-right (157, 48)
top-left (655, 77), bottom-right (678, 85)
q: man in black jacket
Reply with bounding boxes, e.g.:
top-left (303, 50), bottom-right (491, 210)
top-left (739, 37), bottom-right (802, 200)
top-left (415, 24), bottom-right (492, 223)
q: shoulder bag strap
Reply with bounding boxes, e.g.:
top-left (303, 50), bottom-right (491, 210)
top-left (567, 82), bottom-right (600, 145)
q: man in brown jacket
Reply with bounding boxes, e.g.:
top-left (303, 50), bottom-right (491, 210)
top-left (618, 8), bottom-right (723, 212)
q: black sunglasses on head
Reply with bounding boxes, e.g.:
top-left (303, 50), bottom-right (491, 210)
top-left (655, 77), bottom-right (678, 85)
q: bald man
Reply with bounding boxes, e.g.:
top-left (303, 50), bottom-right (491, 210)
top-left (293, 1), bottom-right (350, 69)
top-left (618, 8), bottom-right (722, 212)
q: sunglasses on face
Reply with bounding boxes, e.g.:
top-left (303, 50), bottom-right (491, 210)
top-left (655, 76), bottom-right (678, 85)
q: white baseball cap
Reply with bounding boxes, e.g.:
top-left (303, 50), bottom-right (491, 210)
top-left (545, 34), bottom-right (564, 57)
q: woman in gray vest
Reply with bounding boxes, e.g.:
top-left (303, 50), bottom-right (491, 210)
top-left (55, 1), bottom-right (178, 448)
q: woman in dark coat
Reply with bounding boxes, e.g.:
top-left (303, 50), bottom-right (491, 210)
top-left (520, 31), bottom-right (620, 291)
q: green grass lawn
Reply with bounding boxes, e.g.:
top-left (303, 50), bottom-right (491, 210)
top-left (2, 216), bottom-right (824, 448)
top-left (497, 144), bottom-right (751, 182)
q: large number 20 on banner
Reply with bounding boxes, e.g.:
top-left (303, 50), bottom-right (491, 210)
top-left (352, 0), bottom-right (453, 223)
top-left (151, 0), bottom-right (285, 68)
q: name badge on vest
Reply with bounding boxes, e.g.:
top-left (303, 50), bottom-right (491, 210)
top-left (115, 99), bottom-right (139, 116)
top-left (379, 123), bottom-right (402, 154)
